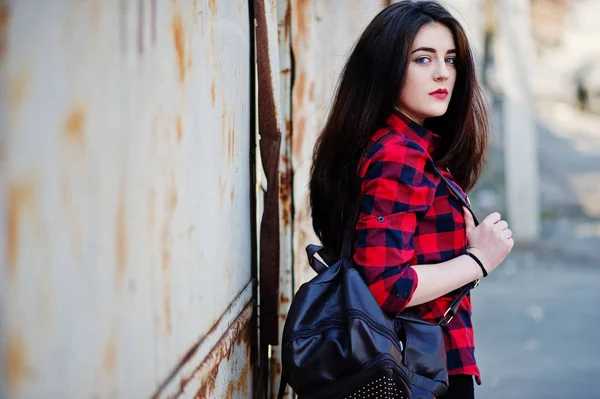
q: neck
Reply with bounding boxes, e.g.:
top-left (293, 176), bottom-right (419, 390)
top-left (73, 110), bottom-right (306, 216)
top-left (394, 106), bottom-right (425, 126)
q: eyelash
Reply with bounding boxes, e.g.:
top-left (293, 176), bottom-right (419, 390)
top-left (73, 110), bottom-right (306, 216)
top-left (415, 56), bottom-right (456, 65)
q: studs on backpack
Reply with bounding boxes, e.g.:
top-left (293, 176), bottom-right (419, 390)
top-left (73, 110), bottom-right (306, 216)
top-left (343, 376), bottom-right (405, 398)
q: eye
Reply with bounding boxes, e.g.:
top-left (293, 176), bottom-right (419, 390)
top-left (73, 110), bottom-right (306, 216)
top-left (415, 56), bottom-right (430, 64)
top-left (445, 57), bottom-right (456, 65)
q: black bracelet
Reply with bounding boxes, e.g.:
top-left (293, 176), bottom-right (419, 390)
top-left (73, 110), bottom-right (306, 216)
top-left (466, 251), bottom-right (488, 278)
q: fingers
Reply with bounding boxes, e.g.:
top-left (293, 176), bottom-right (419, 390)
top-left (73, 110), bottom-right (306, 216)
top-left (504, 228), bottom-right (512, 239)
top-left (494, 220), bottom-right (509, 231)
top-left (463, 207), bottom-right (476, 230)
top-left (483, 212), bottom-right (502, 226)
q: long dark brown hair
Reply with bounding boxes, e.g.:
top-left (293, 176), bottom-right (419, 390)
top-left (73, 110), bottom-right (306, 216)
top-left (309, 0), bottom-right (489, 254)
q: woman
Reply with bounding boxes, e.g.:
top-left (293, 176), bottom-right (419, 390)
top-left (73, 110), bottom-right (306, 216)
top-left (309, 1), bottom-right (514, 398)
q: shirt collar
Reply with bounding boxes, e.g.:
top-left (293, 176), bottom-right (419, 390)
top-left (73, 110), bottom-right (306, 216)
top-left (386, 108), bottom-right (440, 154)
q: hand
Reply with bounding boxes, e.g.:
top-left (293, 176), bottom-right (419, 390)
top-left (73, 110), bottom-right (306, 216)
top-left (463, 207), bottom-right (514, 275)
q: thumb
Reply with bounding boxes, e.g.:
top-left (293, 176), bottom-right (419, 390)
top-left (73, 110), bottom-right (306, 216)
top-left (463, 207), bottom-right (476, 231)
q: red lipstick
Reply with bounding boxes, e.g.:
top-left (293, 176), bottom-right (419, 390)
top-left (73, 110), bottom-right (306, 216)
top-left (429, 88), bottom-right (448, 99)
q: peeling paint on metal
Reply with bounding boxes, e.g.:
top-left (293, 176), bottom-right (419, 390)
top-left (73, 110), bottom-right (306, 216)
top-left (279, 291), bottom-right (289, 305)
top-left (6, 178), bottom-right (35, 278)
top-left (4, 330), bottom-right (28, 395)
top-left (172, 14), bottom-right (186, 83)
top-left (208, 0), bottom-right (217, 17)
top-left (64, 106), bottom-right (86, 144)
top-left (176, 116), bottom-right (182, 142)
top-left (8, 69), bottom-right (29, 114)
top-left (152, 283), bottom-right (254, 399)
top-left (294, 0), bottom-right (311, 38)
top-left (102, 330), bottom-right (118, 373)
top-left (279, 154), bottom-right (292, 228)
top-left (210, 81), bottom-right (216, 106)
top-left (283, 2), bottom-right (291, 40)
top-left (192, 305), bottom-right (253, 399)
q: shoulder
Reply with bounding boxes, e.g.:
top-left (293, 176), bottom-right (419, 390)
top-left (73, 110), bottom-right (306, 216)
top-left (359, 128), bottom-right (436, 179)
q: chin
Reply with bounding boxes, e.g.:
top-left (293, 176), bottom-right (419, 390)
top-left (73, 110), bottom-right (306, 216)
top-left (422, 105), bottom-right (449, 119)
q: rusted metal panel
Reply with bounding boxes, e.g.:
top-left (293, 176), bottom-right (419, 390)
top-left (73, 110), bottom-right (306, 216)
top-left (290, 0), bottom-right (387, 289)
top-left (0, 1), bottom-right (253, 398)
top-left (270, 0), bottom-right (293, 396)
top-left (154, 283), bottom-right (254, 399)
top-left (190, 303), bottom-right (254, 399)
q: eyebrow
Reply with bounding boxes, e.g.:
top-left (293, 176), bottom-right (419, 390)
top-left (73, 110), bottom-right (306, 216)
top-left (411, 47), bottom-right (456, 54)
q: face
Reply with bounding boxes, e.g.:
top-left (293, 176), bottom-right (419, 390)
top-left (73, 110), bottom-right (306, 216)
top-left (397, 22), bottom-right (457, 125)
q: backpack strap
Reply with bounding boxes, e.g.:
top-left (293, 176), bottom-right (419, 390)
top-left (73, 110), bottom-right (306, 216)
top-left (430, 163), bottom-right (481, 326)
top-left (306, 244), bottom-right (338, 274)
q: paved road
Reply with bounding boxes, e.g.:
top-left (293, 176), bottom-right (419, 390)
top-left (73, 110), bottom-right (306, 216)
top-left (468, 101), bottom-right (600, 398)
top-left (472, 248), bottom-right (600, 399)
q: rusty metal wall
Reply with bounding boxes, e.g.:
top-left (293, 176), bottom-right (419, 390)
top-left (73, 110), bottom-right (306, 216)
top-left (0, 1), bottom-right (254, 398)
top-left (290, 0), bottom-right (387, 288)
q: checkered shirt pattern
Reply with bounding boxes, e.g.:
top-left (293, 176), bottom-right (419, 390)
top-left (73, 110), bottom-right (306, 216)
top-left (353, 110), bottom-right (481, 383)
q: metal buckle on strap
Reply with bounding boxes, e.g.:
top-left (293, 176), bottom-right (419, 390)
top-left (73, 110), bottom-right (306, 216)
top-left (440, 307), bottom-right (455, 326)
top-left (473, 278), bottom-right (480, 288)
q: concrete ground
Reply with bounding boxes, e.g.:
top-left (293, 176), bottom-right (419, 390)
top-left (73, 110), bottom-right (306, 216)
top-left (472, 250), bottom-right (600, 398)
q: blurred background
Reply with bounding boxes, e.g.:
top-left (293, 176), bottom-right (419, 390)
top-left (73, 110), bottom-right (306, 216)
top-left (0, 1), bottom-right (598, 398)
top-left (468, 0), bottom-right (600, 398)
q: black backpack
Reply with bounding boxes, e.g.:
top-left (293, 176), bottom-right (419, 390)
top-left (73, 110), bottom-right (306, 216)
top-left (277, 234), bottom-right (412, 399)
top-left (277, 160), bottom-right (480, 399)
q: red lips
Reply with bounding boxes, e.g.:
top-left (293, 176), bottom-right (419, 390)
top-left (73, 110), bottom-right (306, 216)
top-left (429, 88), bottom-right (448, 95)
top-left (429, 88), bottom-right (448, 99)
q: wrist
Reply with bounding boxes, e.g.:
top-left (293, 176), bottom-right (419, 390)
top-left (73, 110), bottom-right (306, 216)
top-left (466, 248), bottom-right (488, 279)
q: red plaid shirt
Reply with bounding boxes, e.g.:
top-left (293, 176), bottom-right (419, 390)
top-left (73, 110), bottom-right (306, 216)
top-left (353, 110), bottom-right (481, 383)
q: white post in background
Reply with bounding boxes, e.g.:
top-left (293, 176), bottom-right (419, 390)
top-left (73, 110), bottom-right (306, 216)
top-left (497, 0), bottom-right (540, 241)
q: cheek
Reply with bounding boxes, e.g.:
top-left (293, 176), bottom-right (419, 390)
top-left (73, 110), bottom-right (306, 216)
top-left (449, 70), bottom-right (457, 89)
top-left (400, 69), bottom-right (424, 98)
top-left (400, 81), bottom-right (417, 100)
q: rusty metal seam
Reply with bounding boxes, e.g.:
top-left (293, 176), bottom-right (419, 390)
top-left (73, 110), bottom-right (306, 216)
top-left (150, 280), bottom-right (254, 399)
top-left (270, 0), bottom-right (294, 396)
top-left (178, 303), bottom-right (254, 399)
top-left (255, 0), bottom-right (283, 346)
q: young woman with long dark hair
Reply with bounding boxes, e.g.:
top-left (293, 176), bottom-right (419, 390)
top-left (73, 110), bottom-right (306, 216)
top-left (309, 1), bottom-right (514, 398)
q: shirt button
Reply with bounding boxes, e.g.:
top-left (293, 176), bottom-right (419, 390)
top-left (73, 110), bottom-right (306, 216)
top-left (377, 216), bottom-right (385, 223)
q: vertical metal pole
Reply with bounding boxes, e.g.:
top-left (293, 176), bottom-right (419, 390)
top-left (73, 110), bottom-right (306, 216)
top-left (270, 0), bottom-right (294, 397)
top-left (497, 0), bottom-right (540, 240)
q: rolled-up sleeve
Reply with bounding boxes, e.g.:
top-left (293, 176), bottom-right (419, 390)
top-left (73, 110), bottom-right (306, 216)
top-left (353, 139), bottom-right (438, 314)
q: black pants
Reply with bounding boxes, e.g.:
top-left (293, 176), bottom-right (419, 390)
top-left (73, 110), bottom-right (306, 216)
top-left (440, 375), bottom-right (474, 399)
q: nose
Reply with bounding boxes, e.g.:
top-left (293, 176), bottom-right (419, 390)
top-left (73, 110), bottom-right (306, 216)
top-left (433, 59), bottom-right (450, 82)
